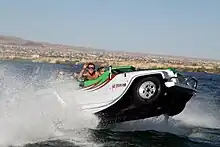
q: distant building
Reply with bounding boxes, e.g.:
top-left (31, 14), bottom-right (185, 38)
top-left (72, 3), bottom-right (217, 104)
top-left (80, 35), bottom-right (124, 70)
top-left (31, 54), bottom-right (40, 58)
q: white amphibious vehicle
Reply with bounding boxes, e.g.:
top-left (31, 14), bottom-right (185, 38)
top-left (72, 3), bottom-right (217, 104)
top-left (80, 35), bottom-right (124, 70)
top-left (74, 66), bottom-right (198, 124)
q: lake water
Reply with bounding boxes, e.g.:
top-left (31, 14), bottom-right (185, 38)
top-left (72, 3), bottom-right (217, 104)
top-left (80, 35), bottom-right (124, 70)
top-left (0, 60), bottom-right (219, 147)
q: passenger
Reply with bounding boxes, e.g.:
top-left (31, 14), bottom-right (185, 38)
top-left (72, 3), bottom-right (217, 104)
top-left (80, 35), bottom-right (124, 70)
top-left (97, 66), bottom-right (105, 77)
top-left (77, 63), bottom-right (99, 80)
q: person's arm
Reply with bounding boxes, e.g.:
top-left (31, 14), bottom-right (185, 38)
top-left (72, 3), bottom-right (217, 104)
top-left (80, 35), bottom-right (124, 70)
top-left (77, 64), bottom-right (87, 79)
top-left (78, 68), bottom-right (86, 79)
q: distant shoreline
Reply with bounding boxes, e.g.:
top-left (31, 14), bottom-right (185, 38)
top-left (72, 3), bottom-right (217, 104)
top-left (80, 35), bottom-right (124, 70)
top-left (1, 56), bottom-right (220, 74)
top-left (1, 34), bottom-right (220, 75)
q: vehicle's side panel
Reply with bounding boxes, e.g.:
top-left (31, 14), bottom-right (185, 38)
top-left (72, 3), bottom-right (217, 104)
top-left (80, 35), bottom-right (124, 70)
top-left (74, 70), bottom-right (171, 113)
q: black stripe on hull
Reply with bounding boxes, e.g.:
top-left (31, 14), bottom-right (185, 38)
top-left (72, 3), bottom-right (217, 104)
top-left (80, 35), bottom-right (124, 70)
top-left (95, 86), bottom-right (196, 126)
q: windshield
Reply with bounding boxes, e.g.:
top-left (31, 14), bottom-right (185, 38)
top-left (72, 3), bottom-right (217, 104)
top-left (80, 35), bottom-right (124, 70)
top-left (111, 66), bottom-right (136, 73)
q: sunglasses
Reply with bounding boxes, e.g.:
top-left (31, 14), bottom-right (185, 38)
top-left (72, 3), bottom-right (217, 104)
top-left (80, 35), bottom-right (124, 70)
top-left (87, 66), bottom-right (95, 69)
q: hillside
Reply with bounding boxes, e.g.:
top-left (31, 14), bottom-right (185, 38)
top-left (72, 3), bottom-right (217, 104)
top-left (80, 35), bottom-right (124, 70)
top-left (0, 35), bottom-right (105, 52)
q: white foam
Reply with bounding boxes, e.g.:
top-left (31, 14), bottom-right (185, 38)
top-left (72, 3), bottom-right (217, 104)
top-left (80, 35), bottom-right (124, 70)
top-left (173, 97), bottom-right (220, 129)
top-left (0, 62), bottom-right (101, 147)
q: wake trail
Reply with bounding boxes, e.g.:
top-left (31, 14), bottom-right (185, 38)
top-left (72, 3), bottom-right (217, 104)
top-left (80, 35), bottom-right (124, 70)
top-left (0, 63), bottom-right (101, 147)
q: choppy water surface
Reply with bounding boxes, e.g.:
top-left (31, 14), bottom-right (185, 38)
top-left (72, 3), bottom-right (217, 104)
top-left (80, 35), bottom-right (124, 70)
top-left (0, 60), bottom-right (219, 147)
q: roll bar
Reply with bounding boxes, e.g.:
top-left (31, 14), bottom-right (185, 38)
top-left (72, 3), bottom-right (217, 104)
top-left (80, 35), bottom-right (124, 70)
top-left (109, 65), bottom-right (112, 79)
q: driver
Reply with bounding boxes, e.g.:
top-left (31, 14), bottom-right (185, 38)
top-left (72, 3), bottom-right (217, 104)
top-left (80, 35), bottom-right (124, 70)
top-left (97, 66), bottom-right (105, 76)
top-left (77, 63), bottom-right (99, 80)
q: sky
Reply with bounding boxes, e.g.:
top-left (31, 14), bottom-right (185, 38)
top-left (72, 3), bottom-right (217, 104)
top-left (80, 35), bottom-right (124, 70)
top-left (0, 0), bottom-right (219, 60)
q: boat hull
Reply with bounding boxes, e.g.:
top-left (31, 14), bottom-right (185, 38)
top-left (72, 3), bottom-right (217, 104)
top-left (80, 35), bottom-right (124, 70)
top-left (95, 85), bottom-right (196, 125)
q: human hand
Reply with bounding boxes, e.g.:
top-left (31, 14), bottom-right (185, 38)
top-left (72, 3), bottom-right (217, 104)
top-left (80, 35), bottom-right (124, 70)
top-left (83, 63), bottom-right (88, 69)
